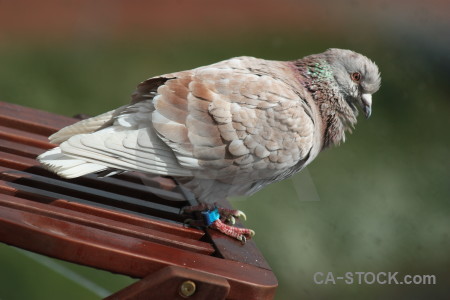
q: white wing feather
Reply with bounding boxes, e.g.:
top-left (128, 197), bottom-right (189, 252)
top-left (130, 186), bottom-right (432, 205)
top-left (39, 102), bottom-right (194, 178)
top-left (49, 108), bottom-right (123, 144)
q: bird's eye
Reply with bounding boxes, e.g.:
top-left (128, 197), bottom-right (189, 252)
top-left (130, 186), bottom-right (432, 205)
top-left (351, 72), bottom-right (361, 82)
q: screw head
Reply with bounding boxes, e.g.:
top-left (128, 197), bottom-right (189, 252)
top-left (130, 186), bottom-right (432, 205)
top-left (179, 280), bottom-right (196, 297)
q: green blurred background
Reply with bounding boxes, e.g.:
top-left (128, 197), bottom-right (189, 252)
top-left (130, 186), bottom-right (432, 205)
top-left (0, 0), bottom-right (449, 299)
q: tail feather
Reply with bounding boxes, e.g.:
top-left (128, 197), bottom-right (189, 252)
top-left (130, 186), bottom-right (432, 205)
top-left (37, 147), bottom-right (108, 179)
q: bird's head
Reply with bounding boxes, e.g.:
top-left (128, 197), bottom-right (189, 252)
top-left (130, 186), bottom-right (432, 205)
top-left (325, 48), bottom-right (381, 118)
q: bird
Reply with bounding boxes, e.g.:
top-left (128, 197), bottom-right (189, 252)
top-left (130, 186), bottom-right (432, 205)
top-left (38, 48), bottom-right (381, 243)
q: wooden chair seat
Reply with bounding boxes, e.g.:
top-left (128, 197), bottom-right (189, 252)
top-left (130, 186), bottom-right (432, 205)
top-left (0, 101), bottom-right (277, 300)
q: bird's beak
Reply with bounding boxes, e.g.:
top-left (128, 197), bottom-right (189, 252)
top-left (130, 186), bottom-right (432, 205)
top-left (361, 93), bottom-right (372, 119)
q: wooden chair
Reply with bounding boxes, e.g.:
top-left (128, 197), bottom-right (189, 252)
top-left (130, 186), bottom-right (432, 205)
top-left (0, 101), bottom-right (277, 300)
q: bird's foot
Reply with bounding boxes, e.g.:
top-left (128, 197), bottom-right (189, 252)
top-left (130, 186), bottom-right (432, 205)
top-left (182, 203), bottom-right (246, 224)
top-left (210, 219), bottom-right (255, 244)
top-left (182, 203), bottom-right (254, 243)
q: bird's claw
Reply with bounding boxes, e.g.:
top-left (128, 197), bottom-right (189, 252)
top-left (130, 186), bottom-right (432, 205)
top-left (225, 210), bottom-right (245, 224)
top-left (238, 235), bottom-right (246, 244)
top-left (234, 210), bottom-right (246, 221)
top-left (236, 229), bottom-right (255, 244)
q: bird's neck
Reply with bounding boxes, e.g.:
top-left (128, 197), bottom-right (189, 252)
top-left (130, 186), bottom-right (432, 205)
top-left (294, 57), bottom-right (357, 149)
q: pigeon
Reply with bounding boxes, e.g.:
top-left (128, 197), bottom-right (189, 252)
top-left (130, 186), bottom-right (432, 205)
top-left (38, 48), bottom-right (381, 242)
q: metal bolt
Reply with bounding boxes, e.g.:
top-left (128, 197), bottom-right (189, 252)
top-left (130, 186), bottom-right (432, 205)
top-left (179, 280), bottom-right (196, 298)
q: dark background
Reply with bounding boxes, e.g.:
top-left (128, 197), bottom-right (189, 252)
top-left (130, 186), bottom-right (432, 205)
top-left (0, 0), bottom-right (449, 299)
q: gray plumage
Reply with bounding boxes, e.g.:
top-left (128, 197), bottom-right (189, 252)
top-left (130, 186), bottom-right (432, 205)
top-left (38, 48), bottom-right (380, 203)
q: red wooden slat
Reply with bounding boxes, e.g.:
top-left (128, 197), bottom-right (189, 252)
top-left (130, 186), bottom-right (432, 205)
top-left (0, 139), bottom-right (43, 158)
top-left (0, 125), bottom-right (53, 149)
top-left (0, 101), bottom-right (76, 135)
top-left (0, 148), bottom-right (38, 170)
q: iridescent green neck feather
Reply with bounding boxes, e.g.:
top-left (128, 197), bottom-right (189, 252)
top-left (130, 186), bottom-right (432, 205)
top-left (294, 56), bottom-right (357, 149)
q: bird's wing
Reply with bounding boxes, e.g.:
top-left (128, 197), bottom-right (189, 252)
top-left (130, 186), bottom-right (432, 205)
top-left (152, 57), bottom-right (316, 184)
top-left (39, 57), bottom-right (317, 182)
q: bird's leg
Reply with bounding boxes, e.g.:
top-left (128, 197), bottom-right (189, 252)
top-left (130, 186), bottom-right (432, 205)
top-left (182, 203), bottom-right (255, 243)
